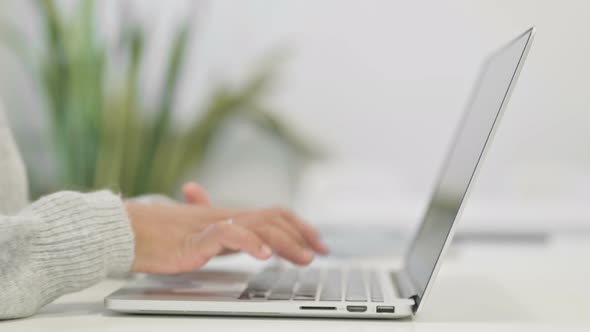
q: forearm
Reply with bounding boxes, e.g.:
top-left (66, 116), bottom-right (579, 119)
top-left (0, 191), bottom-right (134, 320)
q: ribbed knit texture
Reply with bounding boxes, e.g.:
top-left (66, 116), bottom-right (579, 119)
top-left (0, 103), bottom-right (135, 319)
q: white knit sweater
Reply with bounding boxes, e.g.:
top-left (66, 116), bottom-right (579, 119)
top-left (0, 103), bottom-right (135, 319)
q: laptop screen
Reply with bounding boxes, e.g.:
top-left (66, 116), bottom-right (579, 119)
top-left (405, 28), bottom-right (534, 310)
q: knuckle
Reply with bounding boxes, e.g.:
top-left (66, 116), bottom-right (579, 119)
top-left (205, 223), bottom-right (235, 239)
top-left (213, 222), bottom-right (231, 233)
top-left (246, 235), bottom-right (261, 248)
top-left (232, 229), bottom-right (248, 244)
top-left (284, 210), bottom-right (297, 220)
top-left (250, 214), bottom-right (274, 227)
top-left (268, 217), bottom-right (283, 227)
top-left (270, 206), bottom-right (291, 217)
top-left (255, 227), bottom-right (273, 240)
top-left (206, 223), bottom-right (221, 233)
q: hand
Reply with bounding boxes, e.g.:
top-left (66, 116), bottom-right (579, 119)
top-left (127, 183), bottom-right (329, 274)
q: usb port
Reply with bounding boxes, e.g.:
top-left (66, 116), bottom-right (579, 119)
top-left (346, 305), bottom-right (367, 313)
top-left (376, 306), bottom-right (395, 313)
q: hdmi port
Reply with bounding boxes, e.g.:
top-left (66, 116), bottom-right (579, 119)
top-left (346, 305), bottom-right (367, 312)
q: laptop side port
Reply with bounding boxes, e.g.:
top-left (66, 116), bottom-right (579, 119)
top-left (376, 306), bottom-right (395, 313)
top-left (346, 305), bottom-right (367, 312)
top-left (299, 306), bottom-right (336, 311)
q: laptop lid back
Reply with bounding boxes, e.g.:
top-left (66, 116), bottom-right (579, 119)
top-left (404, 28), bottom-right (535, 312)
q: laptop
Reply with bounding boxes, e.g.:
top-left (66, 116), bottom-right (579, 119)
top-left (105, 27), bottom-right (535, 319)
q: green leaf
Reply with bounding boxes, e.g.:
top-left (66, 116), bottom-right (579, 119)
top-left (137, 22), bottom-right (191, 194)
top-left (37, 0), bottom-right (69, 124)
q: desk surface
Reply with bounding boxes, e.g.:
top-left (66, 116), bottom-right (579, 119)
top-left (3, 234), bottom-right (589, 332)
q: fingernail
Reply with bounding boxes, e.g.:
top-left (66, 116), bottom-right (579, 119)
top-left (260, 245), bottom-right (272, 257)
top-left (302, 248), bottom-right (315, 261)
top-left (316, 239), bottom-right (329, 255)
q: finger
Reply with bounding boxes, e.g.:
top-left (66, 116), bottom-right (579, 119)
top-left (183, 182), bottom-right (211, 206)
top-left (272, 207), bottom-right (329, 255)
top-left (243, 214), bottom-right (306, 248)
top-left (188, 223), bottom-right (272, 269)
top-left (213, 223), bottom-right (273, 260)
top-left (254, 224), bottom-right (314, 265)
top-left (271, 216), bottom-right (307, 247)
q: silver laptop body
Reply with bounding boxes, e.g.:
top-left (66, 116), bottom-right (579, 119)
top-left (105, 27), bottom-right (535, 319)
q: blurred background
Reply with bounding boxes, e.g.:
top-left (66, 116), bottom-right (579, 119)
top-left (0, 0), bottom-right (589, 239)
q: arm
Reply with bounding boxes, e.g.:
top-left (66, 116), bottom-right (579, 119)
top-left (0, 185), bottom-right (328, 320)
top-left (0, 191), bottom-right (133, 320)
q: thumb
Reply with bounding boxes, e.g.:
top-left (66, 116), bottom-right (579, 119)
top-left (183, 182), bottom-right (211, 206)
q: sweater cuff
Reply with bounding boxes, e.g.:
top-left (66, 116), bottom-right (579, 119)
top-left (28, 191), bottom-right (135, 301)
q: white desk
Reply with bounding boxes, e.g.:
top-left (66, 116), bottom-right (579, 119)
top-left (4, 234), bottom-right (590, 332)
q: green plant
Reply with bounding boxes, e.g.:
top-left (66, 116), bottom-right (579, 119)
top-left (3, 0), bottom-right (317, 198)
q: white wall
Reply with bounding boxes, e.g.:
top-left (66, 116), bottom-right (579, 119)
top-left (1, 0), bottom-right (589, 229)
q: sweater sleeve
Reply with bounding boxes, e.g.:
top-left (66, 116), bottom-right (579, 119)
top-left (0, 190), bottom-right (135, 320)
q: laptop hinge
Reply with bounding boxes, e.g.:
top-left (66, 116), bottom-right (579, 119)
top-left (391, 270), bottom-right (419, 313)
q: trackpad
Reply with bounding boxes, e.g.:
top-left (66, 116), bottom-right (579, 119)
top-left (128, 270), bottom-right (251, 300)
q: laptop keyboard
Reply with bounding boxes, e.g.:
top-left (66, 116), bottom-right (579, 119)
top-left (239, 267), bottom-right (384, 302)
